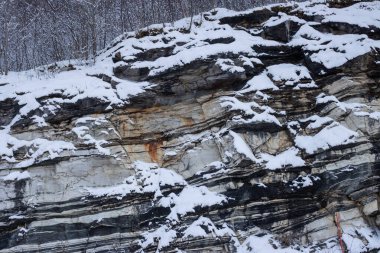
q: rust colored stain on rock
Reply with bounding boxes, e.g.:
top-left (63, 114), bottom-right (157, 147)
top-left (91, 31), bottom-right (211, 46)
top-left (144, 141), bottom-right (163, 163)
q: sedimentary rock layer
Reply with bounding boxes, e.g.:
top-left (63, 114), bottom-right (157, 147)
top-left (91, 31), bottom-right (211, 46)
top-left (1, 0), bottom-right (380, 252)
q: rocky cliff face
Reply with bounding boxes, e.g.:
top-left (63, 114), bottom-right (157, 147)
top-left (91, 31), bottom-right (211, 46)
top-left (1, 1), bottom-right (380, 252)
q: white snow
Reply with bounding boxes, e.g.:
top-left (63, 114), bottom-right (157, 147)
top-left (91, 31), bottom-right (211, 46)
top-left (72, 126), bottom-right (110, 155)
top-left (287, 121), bottom-right (300, 135)
top-left (87, 161), bottom-right (227, 222)
top-left (295, 122), bottom-right (358, 154)
top-left (196, 161), bottom-right (230, 179)
top-left (0, 58), bottom-right (154, 168)
top-left (0, 2), bottom-right (379, 252)
top-left (86, 161), bottom-right (186, 200)
top-left (257, 183), bottom-right (267, 188)
top-left (290, 24), bottom-right (380, 69)
top-left (296, 1), bottom-right (380, 29)
top-left (354, 111), bottom-right (380, 121)
top-left (315, 93), bottom-right (339, 104)
top-left (182, 216), bottom-right (235, 239)
top-left (229, 130), bottom-right (258, 162)
top-left (0, 70), bottom-right (121, 119)
top-left (264, 12), bottom-right (306, 27)
top-left (0, 62), bottom-right (153, 139)
top-left (240, 73), bottom-right (278, 93)
top-left (237, 234), bottom-right (300, 253)
top-left (291, 175), bottom-right (320, 189)
top-left (300, 115), bottom-right (333, 129)
top-left (31, 115), bottom-right (47, 127)
top-left (231, 111), bottom-right (282, 127)
top-left (236, 227), bottom-right (380, 253)
top-left (341, 225), bottom-right (380, 253)
top-left (9, 214), bottom-right (26, 220)
top-left (316, 93), bottom-right (380, 121)
top-left (266, 64), bottom-right (316, 89)
top-left (1, 171), bottom-right (30, 181)
top-left (103, 14), bottom-right (281, 78)
top-left (239, 55), bottom-right (262, 68)
top-left (164, 150), bottom-right (178, 157)
top-left (205, 161), bottom-right (225, 169)
top-left (221, 96), bottom-right (281, 126)
top-left (159, 185), bottom-right (227, 221)
top-left (261, 147), bottom-right (305, 170)
top-left (0, 130), bottom-right (76, 169)
top-left (216, 59), bottom-right (245, 73)
top-left (255, 91), bottom-right (271, 101)
top-left (75, 116), bottom-right (108, 126)
top-left (140, 225), bottom-right (177, 251)
top-left (240, 63), bottom-right (316, 93)
top-left (316, 93), bottom-right (367, 112)
top-left (115, 79), bottom-right (153, 100)
top-left (236, 230), bottom-right (357, 253)
top-left (140, 216), bottom-right (235, 251)
top-left (221, 97), bottom-right (261, 115)
top-left (17, 227), bottom-right (28, 237)
top-left (207, 6), bottom-right (272, 20)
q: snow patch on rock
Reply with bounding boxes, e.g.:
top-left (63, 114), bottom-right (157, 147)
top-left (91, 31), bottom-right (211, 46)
top-left (261, 147), bottom-right (305, 170)
top-left (295, 122), bottom-right (357, 154)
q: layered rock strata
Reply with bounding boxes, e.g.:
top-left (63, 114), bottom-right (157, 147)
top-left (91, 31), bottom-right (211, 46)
top-left (1, 0), bottom-right (380, 252)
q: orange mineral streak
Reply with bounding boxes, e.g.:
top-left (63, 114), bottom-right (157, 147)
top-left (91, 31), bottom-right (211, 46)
top-left (335, 212), bottom-right (345, 253)
top-left (144, 141), bottom-right (163, 163)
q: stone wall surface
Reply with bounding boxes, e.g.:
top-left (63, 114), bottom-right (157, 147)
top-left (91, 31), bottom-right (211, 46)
top-left (1, 0), bottom-right (380, 252)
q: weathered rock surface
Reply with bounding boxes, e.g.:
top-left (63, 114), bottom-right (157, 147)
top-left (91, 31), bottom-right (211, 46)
top-left (1, 1), bottom-right (380, 252)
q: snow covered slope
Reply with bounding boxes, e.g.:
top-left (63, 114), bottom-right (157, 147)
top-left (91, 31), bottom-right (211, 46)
top-left (1, 0), bottom-right (380, 252)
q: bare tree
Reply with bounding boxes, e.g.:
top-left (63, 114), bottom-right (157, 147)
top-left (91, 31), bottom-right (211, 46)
top-left (0, 0), bottom-right (286, 74)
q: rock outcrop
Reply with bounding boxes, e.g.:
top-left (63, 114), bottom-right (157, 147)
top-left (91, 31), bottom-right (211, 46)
top-left (1, 1), bottom-right (380, 252)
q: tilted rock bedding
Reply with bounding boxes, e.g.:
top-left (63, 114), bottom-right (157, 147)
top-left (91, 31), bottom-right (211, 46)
top-left (1, 0), bottom-right (380, 252)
